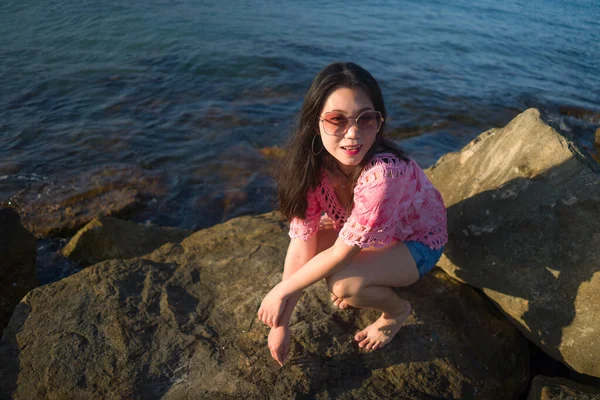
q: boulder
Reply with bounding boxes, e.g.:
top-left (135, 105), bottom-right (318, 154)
top-left (425, 108), bottom-right (600, 377)
top-left (0, 208), bottom-right (37, 338)
top-left (527, 376), bottom-right (600, 400)
top-left (9, 164), bottom-right (166, 238)
top-left (0, 212), bottom-right (529, 399)
top-left (62, 217), bottom-right (191, 267)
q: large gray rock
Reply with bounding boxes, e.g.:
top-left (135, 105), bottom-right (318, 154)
top-left (0, 208), bottom-right (37, 338)
top-left (0, 212), bottom-right (529, 399)
top-left (425, 108), bottom-right (600, 377)
top-left (527, 376), bottom-right (600, 400)
top-left (62, 217), bottom-right (191, 266)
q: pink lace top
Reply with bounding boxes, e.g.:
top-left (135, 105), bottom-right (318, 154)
top-left (289, 153), bottom-right (448, 249)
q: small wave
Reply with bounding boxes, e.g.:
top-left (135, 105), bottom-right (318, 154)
top-left (0, 173), bottom-right (47, 182)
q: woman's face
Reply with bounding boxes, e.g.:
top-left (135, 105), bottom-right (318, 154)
top-left (318, 86), bottom-right (378, 175)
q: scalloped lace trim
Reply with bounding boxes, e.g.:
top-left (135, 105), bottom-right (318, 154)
top-left (289, 217), bottom-right (319, 241)
top-left (358, 153), bottom-right (410, 186)
top-left (339, 218), bottom-right (398, 249)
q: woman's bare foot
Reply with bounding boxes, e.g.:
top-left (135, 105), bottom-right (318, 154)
top-left (331, 293), bottom-right (350, 309)
top-left (354, 300), bottom-right (412, 350)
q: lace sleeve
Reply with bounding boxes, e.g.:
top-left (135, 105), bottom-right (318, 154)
top-left (339, 158), bottom-right (415, 248)
top-left (289, 188), bottom-right (323, 241)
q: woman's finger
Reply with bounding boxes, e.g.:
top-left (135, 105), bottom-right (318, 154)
top-left (275, 347), bottom-right (283, 366)
top-left (272, 348), bottom-right (282, 366)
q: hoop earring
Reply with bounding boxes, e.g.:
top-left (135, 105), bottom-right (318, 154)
top-left (311, 135), bottom-right (323, 156)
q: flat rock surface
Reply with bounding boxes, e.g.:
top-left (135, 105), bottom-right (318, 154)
top-left (62, 217), bottom-right (191, 266)
top-left (426, 108), bottom-right (600, 378)
top-left (0, 212), bottom-right (529, 399)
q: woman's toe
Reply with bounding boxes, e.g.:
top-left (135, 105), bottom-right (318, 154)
top-left (358, 338), bottom-right (370, 348)
top-left (354, 330), bottom-right (367, 341)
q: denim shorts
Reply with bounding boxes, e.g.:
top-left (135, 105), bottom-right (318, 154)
top-left (405, 241), bottom-right (445, 278)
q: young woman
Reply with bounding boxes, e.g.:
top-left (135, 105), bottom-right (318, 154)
top-left (257, 62), bottom-right (447, 366)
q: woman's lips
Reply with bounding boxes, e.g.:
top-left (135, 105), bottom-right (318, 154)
top-left (341, 145), bottom-right (362, 156)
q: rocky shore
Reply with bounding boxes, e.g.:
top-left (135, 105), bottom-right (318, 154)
top-left (1, 109), bottom-right (599, 399)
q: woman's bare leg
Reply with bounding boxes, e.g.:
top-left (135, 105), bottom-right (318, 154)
top-left (326, 241), bottom-right (420, 350)
top-left (316, 216), bottom-right (353, 309)
top-left (315, 216), bottom-right (420, 350)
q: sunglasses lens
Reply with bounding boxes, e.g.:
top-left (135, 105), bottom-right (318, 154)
top-left (322, 111), bottom-right (382, 136)
top-left (322, 113), bottom-right (349, 136)
top-left (357, 112), bottom-right (381, 134)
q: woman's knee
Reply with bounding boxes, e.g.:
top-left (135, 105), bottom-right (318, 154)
top-left (326, 275), bottom-right (364, 298)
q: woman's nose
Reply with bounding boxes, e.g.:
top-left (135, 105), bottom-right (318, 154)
top-left (345, 122), bottom-right (361, 137)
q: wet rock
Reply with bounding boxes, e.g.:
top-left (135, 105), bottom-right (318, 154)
top-left (259, 146), bottom-right (285, 162)
top-left (62, 217), bottom-right (191, 267)
top-left (0, 212), bottom-right (529, 399)
top-left (527, 376), bottom-right (600, 400)
top-left (559, 105), bottom-right (600, 124)
top-left (594, 128), bottom-right (600, 163)
top-left (425, 108), bottom-right (600, 378)
top-left (10, 164), bottom-right (166, 238)
top-left (0, 162), bottom-right (21, 176)
top-left (194, 143), bottom-right (277, 223)
top-left (0, 208), bottom-right (37, 338)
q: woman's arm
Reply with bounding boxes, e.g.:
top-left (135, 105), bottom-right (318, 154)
top-left (267, 235), bottom-right (318, 366)
top-left (276, 235), bottom-right (318, 326)
top-left (258, 237), bottom-right (360, 327)
top-left (279, 237), bottom-right (360, 297)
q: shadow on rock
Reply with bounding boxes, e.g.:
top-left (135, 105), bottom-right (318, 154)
top-left (426, 108), bottom-right (600, 379)
top-left (439, 156), bottom-right (600, 379)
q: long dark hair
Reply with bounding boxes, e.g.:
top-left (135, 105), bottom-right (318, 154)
top-left (277, 62), bottom-right (408, 220)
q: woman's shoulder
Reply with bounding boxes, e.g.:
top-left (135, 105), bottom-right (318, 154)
top-left (358, 152), bottom-right (414, 185)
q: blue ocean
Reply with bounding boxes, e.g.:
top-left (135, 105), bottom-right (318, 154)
top-left (1, 0), bottom-right (599, 235)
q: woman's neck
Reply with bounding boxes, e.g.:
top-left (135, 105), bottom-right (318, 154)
top-left (333, 160), bottom-right (356, 177)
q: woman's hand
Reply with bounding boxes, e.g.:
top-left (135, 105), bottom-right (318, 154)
top-left (268, 325), bottom-right (291, 366)
top-left (257, 284), bottom-right (287, 328)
